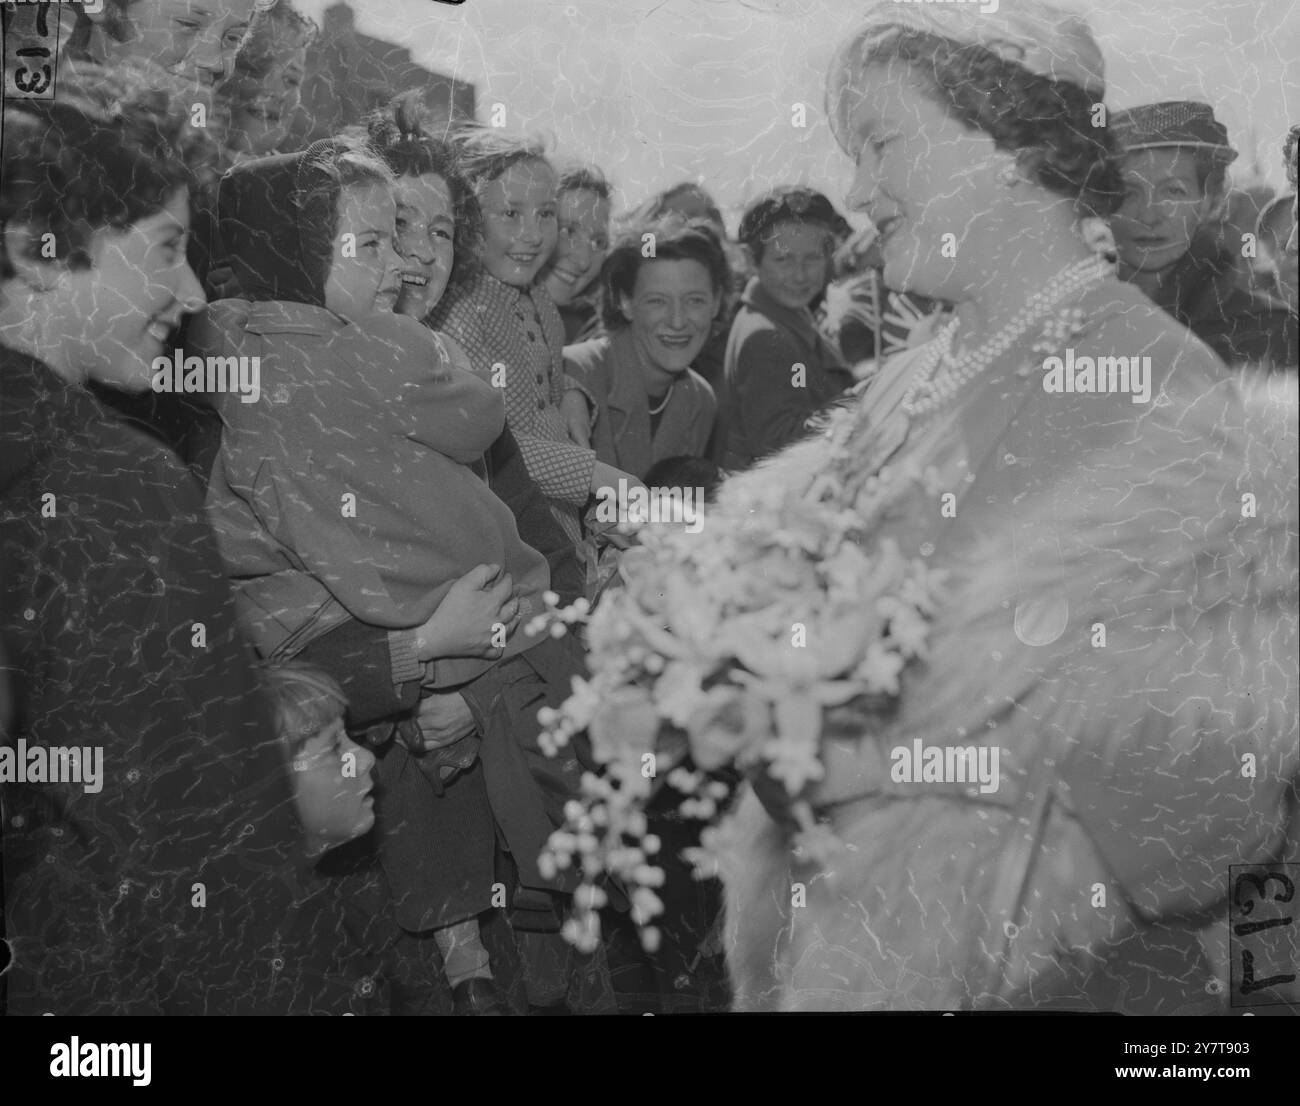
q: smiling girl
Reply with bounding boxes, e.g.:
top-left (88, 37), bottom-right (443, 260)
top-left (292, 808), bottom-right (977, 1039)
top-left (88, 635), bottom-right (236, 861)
top-left (719, 186), bottom-right (854, 469)
top-left (544, 166), bottom-right (613, 343)
top-left (428, 126), bottom-right (641, 556)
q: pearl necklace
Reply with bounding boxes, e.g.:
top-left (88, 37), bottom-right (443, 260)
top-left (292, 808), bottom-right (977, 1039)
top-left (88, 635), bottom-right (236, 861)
top-left (899, 256), bottom-right (1111, 418)
top-left (647, 383), bottom-right (675, 416)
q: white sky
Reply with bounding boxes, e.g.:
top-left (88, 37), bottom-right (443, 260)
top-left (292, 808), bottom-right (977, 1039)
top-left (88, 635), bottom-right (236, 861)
top-left (297, 0), bottom-right (1300, 226)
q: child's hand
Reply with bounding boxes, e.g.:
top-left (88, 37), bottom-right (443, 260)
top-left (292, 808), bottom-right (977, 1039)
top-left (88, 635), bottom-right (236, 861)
top-left (413, 691), bottom-right (478, 749)
top-left (415, 564), bottom-right (520, 660)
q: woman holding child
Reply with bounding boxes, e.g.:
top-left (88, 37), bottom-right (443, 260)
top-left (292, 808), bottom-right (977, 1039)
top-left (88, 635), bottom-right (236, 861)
top-left (191, 113), bottom-right (618, 1013)
top-left (704, 1), bottom-right (1298, 1011)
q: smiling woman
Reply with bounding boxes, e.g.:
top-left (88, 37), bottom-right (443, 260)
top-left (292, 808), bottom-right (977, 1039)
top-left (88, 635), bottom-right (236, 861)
top-left (562, 216), bottom-right (729, 481)
top-left (69, 0), bottom-right (259, 89)
top-left (0, 66), bottom-right (339, 1015)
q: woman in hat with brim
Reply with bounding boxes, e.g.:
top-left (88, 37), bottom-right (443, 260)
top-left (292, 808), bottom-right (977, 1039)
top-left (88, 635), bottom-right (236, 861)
top-left (698, 1), bottom-right (1298, 1012)
top-left (1110, 100), bottom-right (1294, 369)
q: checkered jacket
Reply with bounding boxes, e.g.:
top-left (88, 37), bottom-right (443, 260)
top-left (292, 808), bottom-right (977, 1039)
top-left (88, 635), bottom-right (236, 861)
top-left (429, 273), bottom-right (595, 546)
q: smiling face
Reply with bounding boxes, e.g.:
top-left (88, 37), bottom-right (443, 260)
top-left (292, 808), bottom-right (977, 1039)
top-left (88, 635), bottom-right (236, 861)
top-left (754, 220), bottom-right (833, 310)
top-left (392, 172), bottom-right (456, 319)
top-left (620, 258), bottom-right (720, 393)
top-left (290, 717), bottom-right (376, 854)
top-left (1111, 147), bottom-right (1217, 276)
top-left (543, 188), bottom-right (611, 307)
top-left (30, 188), bottom-right (204, 391)
top-left (477, 158), bottom-right (558, 288)
top-left (323, 182), bottom-right (403, 319)
top-left (225, 46), bottom-right (309, 157)
top-left (99, 0), bottom-right (257, 88)
top-left (842, 60), bottom-right (1007, 300)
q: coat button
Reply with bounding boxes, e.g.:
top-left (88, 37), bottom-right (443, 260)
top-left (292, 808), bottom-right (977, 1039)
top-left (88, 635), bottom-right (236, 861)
top-left (537, 400), bottom-right (545, 410)
top-left (536, 374), bottom-right (544, 384)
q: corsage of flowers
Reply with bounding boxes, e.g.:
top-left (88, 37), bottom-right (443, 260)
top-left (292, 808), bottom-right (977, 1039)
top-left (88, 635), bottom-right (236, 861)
top-left (527, 430), bottom-right (946, 953)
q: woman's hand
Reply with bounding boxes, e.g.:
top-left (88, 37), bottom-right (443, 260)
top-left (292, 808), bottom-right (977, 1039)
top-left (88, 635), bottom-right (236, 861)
top-left (561, 389), bottom-right (593, 448)
top-left (414, 563), bottom-right (520, 660)
top-left (746, 761), bottom-right (805, 832)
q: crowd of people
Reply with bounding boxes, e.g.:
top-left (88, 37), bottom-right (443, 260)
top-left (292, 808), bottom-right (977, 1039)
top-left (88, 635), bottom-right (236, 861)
top-left (1, 0), bottom-right (1297, 1015)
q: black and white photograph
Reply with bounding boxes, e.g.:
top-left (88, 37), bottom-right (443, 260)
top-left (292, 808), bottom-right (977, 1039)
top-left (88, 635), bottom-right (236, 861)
top-left (1, 0), bottom-right (1298, 1053)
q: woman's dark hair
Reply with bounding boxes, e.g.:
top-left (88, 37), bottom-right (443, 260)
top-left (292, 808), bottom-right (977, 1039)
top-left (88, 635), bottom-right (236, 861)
top-left (737, 186), bottom-right (852, 264)
top-left (0, 62), bottom-right (216, 280)
top-left (826, 27), bottom-right (1123, 217)
top-left (363, 92), bottom-right (482, 290)
top-left (600, 216), bottom-right (732, 331)
top-left (449, 122), bottom-right (552, 190)
top-left (1283, 125), bottom-right (1299, 193)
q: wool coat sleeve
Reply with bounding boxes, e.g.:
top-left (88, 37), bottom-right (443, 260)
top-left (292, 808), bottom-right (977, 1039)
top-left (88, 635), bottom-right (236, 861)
top-left (485, 425), bottom-right (586, 607)
top-left (296, 620), bottom-right (423, 729)
top-left (438, 299), bottom-right (597, 504)
top-left (732, 324), bottom-right (827, 459)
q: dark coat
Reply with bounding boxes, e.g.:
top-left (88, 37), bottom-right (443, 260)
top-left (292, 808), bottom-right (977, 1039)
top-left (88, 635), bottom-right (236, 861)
top-left (718, 278), bottom-right (855, 469)
top-left (0, 347), bottom-right (351, 1014)
top-left (1149, 233), bottom-right (1296, 369)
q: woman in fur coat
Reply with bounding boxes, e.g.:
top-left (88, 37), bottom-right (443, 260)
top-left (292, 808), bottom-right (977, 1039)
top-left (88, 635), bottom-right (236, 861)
top-left (714, 2), bottom-right (1299, 1013)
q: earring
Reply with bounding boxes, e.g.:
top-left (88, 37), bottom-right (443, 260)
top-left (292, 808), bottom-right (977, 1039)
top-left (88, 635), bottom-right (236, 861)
top-left (997, 164), bottom-right (1021, 188)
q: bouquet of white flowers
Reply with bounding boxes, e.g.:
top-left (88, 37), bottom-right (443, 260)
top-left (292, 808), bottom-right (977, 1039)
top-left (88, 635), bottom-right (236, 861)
top-left (528, 441), bottom-right (946, 953)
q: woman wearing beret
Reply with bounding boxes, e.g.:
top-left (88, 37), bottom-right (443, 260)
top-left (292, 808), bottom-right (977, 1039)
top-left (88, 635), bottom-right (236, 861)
top-left (1110, 100), bottom-right (1295, 370)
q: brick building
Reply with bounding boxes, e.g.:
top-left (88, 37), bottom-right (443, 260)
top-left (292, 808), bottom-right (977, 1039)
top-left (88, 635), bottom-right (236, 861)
top-left (289, 2), bottom-right (475, 145)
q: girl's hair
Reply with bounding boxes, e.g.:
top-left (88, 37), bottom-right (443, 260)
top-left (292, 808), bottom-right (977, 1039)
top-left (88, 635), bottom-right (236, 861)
top-left (737, 186), bottom-right (852, 264)
top-left (600, 216), bottom-right (732, 331)
top-left (363, 92), bottom-right (482, 290)
top-left (296, 137), bottom-right (395, 247)
top-left (232, 0), bottom-right (318, 82)
top-left (261, 661), bottom-right (348, 754)
top-left (1286, 125), bottom-right (1300, 193)
top-left (449, 122), bottom-right (552, 190)
top-left (825, 26), bottom-right (1123, 217)
top-left (643, 455), bottom-right (723, 501)
top-left (0, 62), bottom-right (215, 280)
top-left (557, 164), bottom-right (612, 201)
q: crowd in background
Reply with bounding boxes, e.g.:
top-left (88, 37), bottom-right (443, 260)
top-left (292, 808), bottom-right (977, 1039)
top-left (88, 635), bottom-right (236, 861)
top-left (1, 0), bottom-right (1297, 1016)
